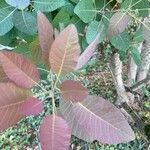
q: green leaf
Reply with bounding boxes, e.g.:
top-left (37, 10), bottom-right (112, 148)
top-left (86, 20), bottom-right (106, 44)
top-left (33, 0), bottom-right (67, 12)
top-left (130, 46), bottom-right (141, 66)
top-left (74, 0), bottom-right (96, 23)
top-left (13, 11), bottom-right (37, 35)
top-left (110, 31), bottom-right (130, 60)
top-left (121, 0), bottom-right (149, 17)
top-left (133, 27), bottom-right (144, 43)
top-left (53, 8), bottom-right (70, 29)
top-left (0, 6), bottom-right (15, 35)
top-left (5, 0), bottom-right (30, 9)
top-left (70, 16), bottom-right (85, 32)
top-left (70, 0), bottom-right (79, 4)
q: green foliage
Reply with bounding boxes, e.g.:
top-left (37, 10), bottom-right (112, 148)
top-left (74, 0), bottom-right (96, 23)
top-left (110, 31), bottom-right (130, 60)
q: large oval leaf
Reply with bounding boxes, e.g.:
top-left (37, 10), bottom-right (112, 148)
top-left (40, 115), bottom-right (71, 150)
top-left (60, 80), bottom-right (88, 102)
top-left (13, 11), bottom-right (37, 35)
top-left (37, 12), bottom-right (54, 68)
top-left (49, 24), bottom-right (80, 75)
top-left (0, 51), bottom-right (40, 89)
top-left (107, 12), bottom-right (131, 38)
top-left (21, 97), bottom-right (43, 116)
top-left (60, 95), bottom-right (135, 144)
top-left (76, 34), bottom-right (100, 70)
top-left (0, 82), bottom-right (31, 132)
top-left (5, 0), bottom-right (30, 9)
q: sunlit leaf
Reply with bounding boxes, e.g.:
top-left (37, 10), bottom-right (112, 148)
top-left (60, 80), bottom-right (88, 102)
top-left (33, 0), bottom-right (66, 12)
top-left (74, 0), bottom-right (96, 23)
top-left (0, 6), bottom-right (15, 35)
top-left (37, 12), bottom-right (54, 67)
top-left (60, 95), bottom-right (135, 144)
top-left (49, 24), bottom-right (80, 75)
top-left (0, 51), bottom-right (40, 89)
top-left (40, 115), bottom-right (71, 150)
top-left (5, 0), bottom-right (30, 9)
top-left (0, 82), bottom-right (31, 132)
top-left (76, 34), bottom-right (100, 70)
top-left (21, 97), bottom-right (43, 116)
top-left (108, 12), bottom-right (131, 38)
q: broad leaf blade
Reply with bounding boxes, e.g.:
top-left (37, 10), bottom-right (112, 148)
top-left (0, 7), bottom-right (15, 35)
top-left (5, 0), bottom-right (30, 9)
top-left (0, 51), bottom-right (40, 89)
top-left (13, 11), bottom-right (37, 35)
top-left (49, 24), bottom-right (80, 75)
top-left (76, 34), bottom-right (100, 70)
top-left (40, 115), bottom-right (71, 150)
top-left (37, 12), bottom-right (54, 68)
top-left (33, 0), bottom-right (66, 12)
top-left (0, 82), bottom-right (31, 132)
top-left (60, 95), bottom-right (135, 144)
top-left (60, 80), bottom-right (88, 102)
top-left (108, 12), bottom-right (131, 38)
top-left (22, 97), bottom-right (43, 116)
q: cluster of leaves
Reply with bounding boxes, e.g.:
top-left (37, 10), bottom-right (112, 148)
top-left (0, 10), bottom-right (137, 150)
top-left (0, 0), bottom-right (149, 149)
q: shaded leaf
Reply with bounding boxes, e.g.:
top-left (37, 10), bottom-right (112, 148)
top-left (29, 38), bottom-right (42, 64)
top-left (49, 24), bottom-right (80, 75)
top-left (74, 0), bottom-right (96, 23)
top-left (33, 0), bottom-right (66, 12)
top-left (130, 46), bottom-right (141, 66)
top-left (110, 31), bottom-right (130, 61)
top-left (108, 12), bottom-right (131, 38)
top-left (37, 12), bottom-right (54, 67)
top-left (76, 34), bottom-right (100, 70)
top-left (22, 97), bottom-right (43, 116)
top-left (40, 115), bottom-right (71, 150)
top-left (0, 82), bottom-right (31, 132)
top-left (13, 11), bottom-right (37, 35)
top-left (5, 0), bottom-right (30, 9)
top-left (60, 80), bottom-right (88, 102)
top-left (0, 51), bottom-right (40, 89)
top-left (60, 95), bottom-right (135, 144)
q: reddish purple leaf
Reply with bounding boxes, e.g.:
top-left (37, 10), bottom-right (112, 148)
top-left (0, 82), bottom-right (31, 132)
top-left (60, 80), bottom-right (88, 102)
top-left (0, 51), bottom-right (40, 89)
top-left (37, 11), bottom-right (54, 68)
top-left (76, 34), bottom-right (100, 70)
top-left (107, 12), bottom-right (131, 38)
top-left (21, 97), bottom-right (43, 116)
top-left (40, 115), bottom-right (71, 150)
top-left (49, 24), bottom-right (80, 75)
top-left (60, 95), bottom-right (135, 144)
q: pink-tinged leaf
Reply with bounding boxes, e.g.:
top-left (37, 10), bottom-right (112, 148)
top-left (49, 24), bottom-right (80, 75)
top-left (107, 12), bottom-right (131, 38)
top-left (0, 51), bottom-right (40, 89)
top-left (60, 80), bottom-right (88, 102)
top-left (60, 95), bottom-right (135, 144)
top-left (0, 66), bottom-right (9, 82)
top-left (0, 82), bottom-right (31, 132)
top-left (40, 115), bottom-right (71, 150)
top-left (76, 34), bottom-right (100, 70)
top-left (37, 12), bottom-right (54, 68)
top-left (21, 97), bottom-right (43, 116)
